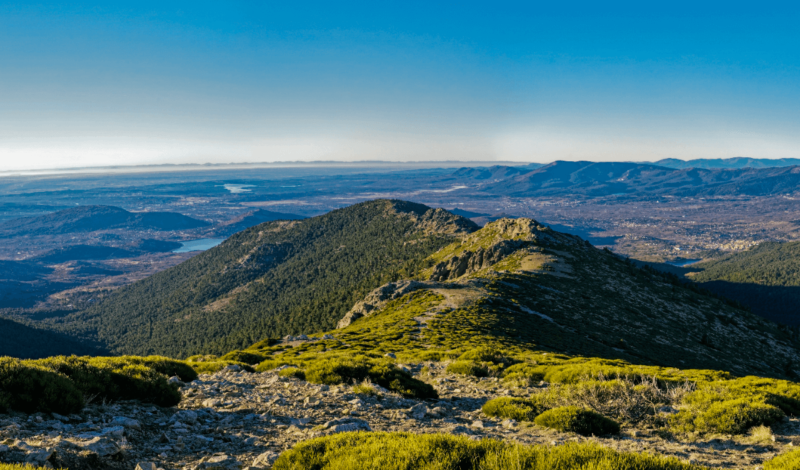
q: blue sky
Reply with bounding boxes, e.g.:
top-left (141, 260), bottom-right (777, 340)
top-left (1, 1), bottom-right (799, 170)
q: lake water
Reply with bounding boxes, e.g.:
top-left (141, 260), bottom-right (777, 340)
top-left (666, 259), bottom-right (701, 267)
top-left (173, 238), bottom-right (225, 253)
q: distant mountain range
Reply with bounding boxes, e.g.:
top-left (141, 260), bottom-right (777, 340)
top-left (451, 161), bottom-right (800, 197)
top-left (0, 205), bottom-right (209, 238)
top-left (654, 157), bottom-right (800, 170)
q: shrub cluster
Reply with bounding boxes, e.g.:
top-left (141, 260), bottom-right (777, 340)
top-left (533, 406), bottom-right (621, 436)
top-left (765, 448), bottom-right (800, 470)
top-left (446, 347), bottom-right (512, 378)
top-left (272, 431), bottom-right (704, 470)
top-left (0, 355), bottom-right (191, 414)
top-left (482, 396), bottom-right (547, 422)
top-left (304, 355), bottom-right (437, 399)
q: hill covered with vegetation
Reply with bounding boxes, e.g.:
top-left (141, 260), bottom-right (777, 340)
top-left (0, 205), bottom-right (208, 238)
top-left (53, 200), bottom-right (477, 357)
top-left (687, 241), bottom-right (800, 326)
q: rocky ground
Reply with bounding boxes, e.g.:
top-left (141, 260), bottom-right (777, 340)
top-left (2, 363), bottom-right (799, 470)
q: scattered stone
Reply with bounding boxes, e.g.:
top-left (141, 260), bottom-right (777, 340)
top-left (501, 419), bottom-right (517, 428)
top-left (471, 420), bottom-right (485, 429)
top-left (191, 453), bottom-right (242, 470)
top-left (112, 416), bottom-right (141, 429)
top-left (322, 418), bottom-right (372, 433)
top-left (74, 436), bottom-right (121, 458)
top-left (136, 463), bottom-right (158, 470)
top-left (322, 334), bottom-right (334, 340)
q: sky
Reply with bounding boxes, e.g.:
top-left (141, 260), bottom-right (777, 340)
top-left (1, 1), bottom-right (799, 171)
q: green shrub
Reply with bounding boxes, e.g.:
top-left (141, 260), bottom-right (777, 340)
top-left (272, 431), bottom-right (705, 470)
top-left (353, 382), bottom-right (377, 396)
top-left (32, 356), bottom-right (182, 407)
top-left (675, 398), bottom-right (785, 435)
top-left (0, 464), bottom-right (58, 470)
top-left (278, 367), bottom-right (306, 380)
top-left (188, 361), bottom-right (255, 375)
top-left (482, 396), bottom-right (547, 421)
top-left (255, 359), bottom-right (292, 372)
top-left (457, 346), bottom-right (512, 365)
top-left (502, 362), bottom-right (546, 386)
top-left (186, 354), bottom-right (218, 362)
top-left (221, 350), bottom-right (269, 365)
top-left (534, 406), bottom-right (620, 436)
top-left (0, 357), bottom-right (84, 414)
top-left (304, 355), bottom-right (436, 399)
top-left (446, 360), bottom-right (489, 377)
top-left (765, 448), bottom-right (800, 470)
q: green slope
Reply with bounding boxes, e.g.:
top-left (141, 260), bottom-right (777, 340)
top-left (0, 316), bottom-right (105, 358)
top-left (246, 218), bottom-right (800, 380)
top-left (686, 241), bottom-right (800, 326)
top-left (53, 200), bottom-right (477, 357)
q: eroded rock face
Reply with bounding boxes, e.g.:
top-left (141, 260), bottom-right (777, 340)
top-left (428, 240), bottom-right (524, 282)
top-left (337, 280), bottom-right (433, 328)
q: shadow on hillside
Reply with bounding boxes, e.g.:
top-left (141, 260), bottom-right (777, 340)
top-left (697, 281), bottom-right (800, 327)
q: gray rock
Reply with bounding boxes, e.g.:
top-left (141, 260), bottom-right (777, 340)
top-left (24, 448), bottom-right (53, 465)
top-left (191, 453), bottom-right (242, 469)
top-left (322, 417), bottom-right (372, 433)
top-left (384, 352), bottom-right (397, 359)
top-left (136, 463), bottom-right (158, 470)
top-left (408, 403), bottom-right (427, 420)
top-left (169, 376), bottom-right (186, 387)
top-left (296, 334), bottom-right (308, 341)
top-left (112, 416), bottom-right (141, 429)
top-left (322, 334), bottom-right (335, 340)
top-left (74, 436), bottom-right (121, 458)
top-left (471, 420), bottom-right (485, 428)
top-left (252, 450), bottom-right (279, 467)
top-left (0, 444), bottom-right (7, 453)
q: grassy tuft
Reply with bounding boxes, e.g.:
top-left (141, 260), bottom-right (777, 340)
top-left (272, 431), bottom-right (706, 470)
top-left (534, 406), bottom-right (620, 436)
top-left (278, 367), bottom-right (306, 380)
top-left (765, 448), bottom-right (800, 470)
top-left (446, 360), bottom-right (489, 377)
top-left (482, 396), bottom-right (547, 421)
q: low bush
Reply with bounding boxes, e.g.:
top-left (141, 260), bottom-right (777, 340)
top-left (482, 396), bottom-right (547, 421)
top-left (534, 406), bottom-right (620, 436)
top-left (0, 357), bottom-right (84, 414)
top-left (352, 381), bottom-right (377, 396)
top-left (278, 367), bottom-right (306, 380)
top-left (188, 360), bottom-right (255, 375)
top-left (0, 464), bottom-right (56, 470)
top-left (672, 398), bottom-right (784, 435)
top-left (304, 355), bottom-right (436, 399)
top-left (186, 354), bottom-right (218, 362)
top-left (32, 356), bottom-right (182, 407)
top-left (457, 346), bottom-right (512, 365)
top-left (502, 363), bottom-right (546, 386)
top-left (220, 350), bottom-right (270, 365)
top-left (255, 359), bottom-right (293, 373)
top-left (272, 431), bottom-right (705, 470)
top-left (446, 360), bottom-right (489, 377)
top-left (765, 448), bottom-right (800, 470)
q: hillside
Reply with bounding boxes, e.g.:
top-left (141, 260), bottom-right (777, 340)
top-left (53, 200), bottom-right (477, 357)
top-left (687, 241), bottom-right (800, 326)
top-left (313, 217), bottom-right (800, 379)
top-left (0, 205), bottom-right (209, 238)
top-left (217, 209), bottom-right (306, 235)
top-left (0, 316), bottom-right (104, 358)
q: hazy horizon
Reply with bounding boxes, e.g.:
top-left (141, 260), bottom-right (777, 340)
top-left (2, 2), bottom-right (799, 171)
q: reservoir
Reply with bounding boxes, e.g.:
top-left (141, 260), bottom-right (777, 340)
top-left (173, 238), bottom-right (225, 253)
top-left (666, 259), bottom-right (701, 267)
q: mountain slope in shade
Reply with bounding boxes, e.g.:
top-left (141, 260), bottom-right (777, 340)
top-left (0, 205), bottom-right (209, 238)
top-left (685, 241), bottom-right (800, 326)
top-left (0, 316), bottom-right (105, 358)
top-left (55, 200), bottom-right (478, 357)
